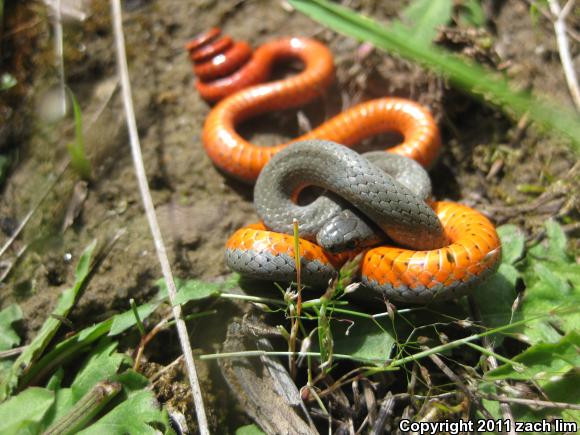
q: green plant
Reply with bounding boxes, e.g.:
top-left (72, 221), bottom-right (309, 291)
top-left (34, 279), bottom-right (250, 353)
top-left (66, 90), bottom-right (93, 181)
top-left (289, 0), bottom-right (580, 152)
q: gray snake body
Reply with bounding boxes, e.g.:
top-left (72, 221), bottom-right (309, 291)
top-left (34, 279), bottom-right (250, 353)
top-left (253, 140), bottom-right (446, 252)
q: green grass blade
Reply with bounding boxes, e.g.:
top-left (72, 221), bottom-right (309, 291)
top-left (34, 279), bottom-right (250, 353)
top-left (0, 240), bottom-right (97, 400)
top-left (397, 0), bottom-right (453, 45)
top-left (66, 90), bottom-right (93, 180)
top-left (289, 0), bottom-right (580, 152)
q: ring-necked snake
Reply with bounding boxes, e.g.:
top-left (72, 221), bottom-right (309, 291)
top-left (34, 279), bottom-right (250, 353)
top-left (187, 28), bottom-right (441, 182)
top-left (187, 29), bottom-right (501, 303)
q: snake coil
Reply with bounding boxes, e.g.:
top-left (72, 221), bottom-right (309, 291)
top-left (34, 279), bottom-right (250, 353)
top-left (186, 29), bottom-right (502, 303)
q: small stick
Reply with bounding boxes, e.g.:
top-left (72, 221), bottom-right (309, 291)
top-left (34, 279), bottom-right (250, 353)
top-left (548, 0), bottom-right (580, 110)
top-left (468, 296), bottom-right (516, 434)
top-left (523, 0), bottom-right (580, 43)
top-left (53, 0), bottom-right (67, 118)
top-left (288, 218), bottom-right (302, 378)
top-left (483, 393), bottom-right (580, 410)
top-left (292, 218), bottom-right (302, 311)
top-left (43, 381), bottom-right (122, 434)
top-left (130, 298), bottom-right (145, 337)
top-left (109, 1), bottom-right (209, 433)
top-left (0, 159), bottom-right (69, 259)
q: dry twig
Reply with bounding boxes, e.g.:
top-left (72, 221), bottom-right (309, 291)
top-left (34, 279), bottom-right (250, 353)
top-left (468, 296), bottom-right (516, 435)
top-left (109, 1), bottom-right (209, 432)
top-left (548, 0), bottom-right (580, 110)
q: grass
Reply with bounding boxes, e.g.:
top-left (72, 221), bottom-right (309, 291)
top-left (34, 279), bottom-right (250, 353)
top-left (66, 89), bottom-right (93, 181)
top-left (289, 0), bottom-right (580, 153)
top-left (1, 0), bottom-right (578, 432)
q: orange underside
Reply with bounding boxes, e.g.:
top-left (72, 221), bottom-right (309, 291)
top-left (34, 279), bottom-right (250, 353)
top-left (187, 30), bottom-right (441, 182)
top-left (189, 30), bottom-right (500, 290)
top-left (225, 202), bottom-right (501, 290)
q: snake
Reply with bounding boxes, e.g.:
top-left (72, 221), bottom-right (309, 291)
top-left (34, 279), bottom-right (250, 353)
top-left (226, 140), bottom-right (501, 303)
top-left (186, 28), bottom-right (441, 182)
top-left (186, 29), bottom-right (502, 303)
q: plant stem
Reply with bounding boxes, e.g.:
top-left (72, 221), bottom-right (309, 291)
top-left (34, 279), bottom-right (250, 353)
top-left (109, 1), bottom-right (208, 432)
top-left (43, 381), bottom-right (122, 435)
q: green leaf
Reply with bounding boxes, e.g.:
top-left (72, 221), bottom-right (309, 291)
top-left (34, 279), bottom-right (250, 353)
top-left (78, 390), bottom-right (165, 435)
top-left (0, 387), bottom-right (54, 434)
top-left (497, 225), bottom-right (525, 265)
top-left (66, 89), bottom-right (92, 180)
top-left (521, 262), bottom-right (579, 344)
top-left (476, 382), bottom-right (502, 432)
top-left (0, 304), bottom-right (22, 352)
top-left (486, 331), bottom-right (580, 382)
top-left (528, 220), bottom-right (571, 263)
top-left (18, 319), bottom-right (114, 392)
top-left (109, 301), bottom-right (160, 337)
top-left (40, 388), bottom-right (74, 432)
top-left (472, 263), bottom-right (518, 329)
top-left (112, 370), bottom-right (150, 395)
top-left (71, 339), bottom-right (125, 401)
top-left (168, 278), bottom-right (221, 305)
top-left (236, 424), bottom-right (267, 435)
top-left (397, 0), bottom-right (453, 45)
top-left (332, 316), bottom-right (396, 364)
top-left (288, 0), bottom-right (580, 152)
top-left (0, 240), bottom-right (97, 400)
top-left (457, 0), bottom-right (485, 27)
top-left (517, 370), bottom-right (580, 422)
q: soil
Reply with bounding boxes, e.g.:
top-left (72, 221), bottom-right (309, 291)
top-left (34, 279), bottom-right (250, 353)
top-left (0, 0), bottom-right (578, 433)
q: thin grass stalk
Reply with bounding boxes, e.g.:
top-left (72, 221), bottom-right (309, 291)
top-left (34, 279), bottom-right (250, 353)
top-left (548, 0), bottom-right (580, 110)
top-left (53, 0), bottom-right (66, 118)
top-left (290, 0), bottom-right (580, 152)
top-left (109, 1), bottom-right (209, 432)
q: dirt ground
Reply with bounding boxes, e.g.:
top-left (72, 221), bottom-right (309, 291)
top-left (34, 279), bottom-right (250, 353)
top-left (0, 0), bottom-right (578, 432)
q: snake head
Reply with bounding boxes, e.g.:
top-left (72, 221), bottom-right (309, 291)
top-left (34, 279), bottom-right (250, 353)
top-left (316, 210), bottom-right (385, 254)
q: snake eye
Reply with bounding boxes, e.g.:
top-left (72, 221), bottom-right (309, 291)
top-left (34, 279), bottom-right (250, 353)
top-left (344, 240), bottom-right (357, 250)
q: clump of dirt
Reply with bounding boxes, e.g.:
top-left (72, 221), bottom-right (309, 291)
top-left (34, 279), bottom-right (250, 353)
top-left (0, 0), bottom-right (578, 432)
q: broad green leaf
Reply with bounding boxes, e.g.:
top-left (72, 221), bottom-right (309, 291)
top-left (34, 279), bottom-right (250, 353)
top-left (289, 0), bottom-right (580, 152)
top-left (236, 424), bottom-right (267, 435)
top-left (71, 339), bottom-right (125, 401)
top-left (521, 261), bottom-right (579, 344)
top-left (528, 220), bottom-right (571, 263)
top-left (46, 368), bottom-right (64, 391)
top-left (507, 370), bottom-right (580, 424)
top-left (497, 225), bottom-right (525, 265)
top-left (0, 304), bottom-right (22, 351)
top-left (545, 219), bottom-right (568, 256)
top-left (109, 301), bottom-right (160, 336)
top-left (475, 382), bottom-right (502, 434)
top-left (397, 0), bottom-right (453, 45)
top-left (0, 387), bottom-right (54, 434)
top-left (472, 263), bottom-right (518, 329)
top-left (0, 240), bottom-right (97, 400)
top-left (485, 331), bottom-right (580, 382)
top-left (332, 317), bottom-right (396, 364)
top-left (40, 388), bottom-right (74, 431)
top-left (18, 319), bottom-right (114, 393)
top-left (169, 278), bottom-right (221, 305)
top-left (78, 390), bottom-right (165, 435)
top-left (112, 370), bottom-right (150, 394)
top-left (42, 371), bottom-right (149, 433)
